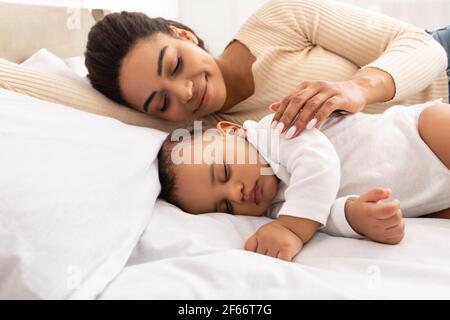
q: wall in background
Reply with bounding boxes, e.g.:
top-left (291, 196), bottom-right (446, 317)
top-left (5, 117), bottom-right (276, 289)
top-left (177, 0), bottom-right (450, 56)
top-left (347, 0), bottom-right (450, 30)
top-left (4, 0), bottom-right (449, 56)
top-left (1, 0), bottom-right (180, 19)
top-left (178, 0), bottom-right (265, 55)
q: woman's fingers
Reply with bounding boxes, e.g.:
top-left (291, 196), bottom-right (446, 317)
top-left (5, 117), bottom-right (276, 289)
top-left (269, 102), bottom-right (281, 112)
top-left (270, 79), bottom-right (368, 138)
top-left (272, 94), bottom-right (342, 139)
top-left (271, 96), bottom-right (291, 130)
top-left (270, 81), bottom-right (314, 130)
top-left (313, 96), bottom-right (341, 128)
top-left (277, 89), bottom-right (319, 134)
top-left (287, 92), bottom-right (336, 138)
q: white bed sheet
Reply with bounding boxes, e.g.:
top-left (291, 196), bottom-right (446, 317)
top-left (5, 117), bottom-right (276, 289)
top-left (99, 200), bottom-right (450, 299)
top-left (15, 49), bottom-right (450, 299)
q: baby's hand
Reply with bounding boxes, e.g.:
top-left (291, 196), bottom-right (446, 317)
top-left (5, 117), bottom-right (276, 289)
top-left (346, 188), bottom-right (405, 245)
top-left (244, 220), bottom-right (304, 261)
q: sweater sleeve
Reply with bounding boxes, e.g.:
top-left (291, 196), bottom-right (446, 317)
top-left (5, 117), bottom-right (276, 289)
top-left (244, 115), bottom-right (341, 225)
top-left (249, 0), bottom-right (447, 101)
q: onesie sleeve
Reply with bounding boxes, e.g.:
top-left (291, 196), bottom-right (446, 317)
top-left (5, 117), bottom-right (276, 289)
top-left (244, 114), bottom-right (341, 225)
top-left (321, 195), bottom-right (365, 238)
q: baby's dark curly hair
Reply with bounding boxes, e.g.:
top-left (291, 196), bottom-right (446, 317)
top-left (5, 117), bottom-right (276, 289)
top-left (157, 124), bottom-right (216, 206)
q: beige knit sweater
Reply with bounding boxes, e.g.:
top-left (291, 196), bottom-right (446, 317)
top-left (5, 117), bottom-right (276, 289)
top-left (0, 0), bottom-right (447, 131)
top-left (208, 0), bottom-right (449, 126)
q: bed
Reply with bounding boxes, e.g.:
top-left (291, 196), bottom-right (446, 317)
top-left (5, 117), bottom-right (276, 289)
top-left (1, 2), bottom-right (450, 300)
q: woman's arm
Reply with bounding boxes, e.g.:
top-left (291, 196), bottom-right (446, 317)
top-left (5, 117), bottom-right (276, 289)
top-left (273, 0), bottom-right (446, 100)
top-left (350, 67), bottom-right (395, 107)
top-left (257, 0), bottom-right (447, 135)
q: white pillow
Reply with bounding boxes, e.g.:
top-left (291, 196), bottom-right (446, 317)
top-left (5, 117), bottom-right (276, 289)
top-left (63, 56), bottom-right (88, 78)
top-left (0, 88), bottom-right (167, 299)
top-left (21, 48), bottom-right (88, 83)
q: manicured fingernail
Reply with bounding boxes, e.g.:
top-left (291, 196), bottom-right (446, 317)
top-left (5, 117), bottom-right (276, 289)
top-left (285, 126), bottom-right (296, 139)
top-left (306, 118), bottom-right (317, 130)
top-left (275, 122), bottom-right (284, 133)
top-left (269, 102), bottom-right (280, 111)
top-left (271, 120), bottom-right (278, 129)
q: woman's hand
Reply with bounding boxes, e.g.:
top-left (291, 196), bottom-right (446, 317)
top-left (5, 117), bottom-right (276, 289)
top-left (270, 80), bottom-right (367, 138)
top-left (244, 220), bottom-right (304, 262)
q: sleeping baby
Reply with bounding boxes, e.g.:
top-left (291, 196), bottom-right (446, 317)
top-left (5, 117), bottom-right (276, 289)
top-left (157, 100), bottom-right (450, 261)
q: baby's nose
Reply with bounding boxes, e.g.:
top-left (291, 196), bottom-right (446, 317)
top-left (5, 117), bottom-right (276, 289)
top-left (226, 185), bottom-right (245, 203)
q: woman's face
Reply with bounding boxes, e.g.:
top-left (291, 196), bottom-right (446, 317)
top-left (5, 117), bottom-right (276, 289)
top-left (119, 29), bottom-right (227, 123)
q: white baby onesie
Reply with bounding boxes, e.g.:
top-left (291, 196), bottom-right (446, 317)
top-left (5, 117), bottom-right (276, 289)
top-left (321, 101), bottom-right (450, 237)
top-left (243, 100), bottom-right (450, 238)
top-left (243, 114), bottom-right (341, 226)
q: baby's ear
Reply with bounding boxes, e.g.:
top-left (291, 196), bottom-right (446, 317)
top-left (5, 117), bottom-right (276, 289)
top-left (217, 121), bottom-right (245, 136)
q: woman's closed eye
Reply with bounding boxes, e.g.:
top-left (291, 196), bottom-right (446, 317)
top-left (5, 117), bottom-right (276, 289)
top-left (159, 57), bottom-right (183, 113)
top-left (172, 56), bottom-right (183, 75)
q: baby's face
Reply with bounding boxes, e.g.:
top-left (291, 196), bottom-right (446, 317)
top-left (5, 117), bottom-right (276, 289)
top-left (172, 130), bottom-right (279, 216)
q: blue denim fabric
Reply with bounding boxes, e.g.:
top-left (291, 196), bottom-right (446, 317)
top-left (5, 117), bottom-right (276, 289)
top-left (430, 26), bottom-right (450, 101)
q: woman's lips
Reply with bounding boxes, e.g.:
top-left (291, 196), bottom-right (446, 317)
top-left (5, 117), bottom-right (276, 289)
top-left (194, 74), bottom-right (208, 114)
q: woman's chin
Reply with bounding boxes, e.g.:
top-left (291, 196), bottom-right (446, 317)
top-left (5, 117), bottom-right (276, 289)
top-left (196, 105), bottom-right (221, 119)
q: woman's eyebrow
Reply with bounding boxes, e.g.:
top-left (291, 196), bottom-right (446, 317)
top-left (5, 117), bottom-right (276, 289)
top-left (142, 45), bottom-right (169, 112)
top-left (157, 45), bottom-right (169, 76)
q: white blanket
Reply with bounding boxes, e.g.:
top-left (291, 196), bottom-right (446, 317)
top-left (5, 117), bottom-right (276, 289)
top-left (7, 50), bottom-right (450, 299)
top-left (100, 200), bottom-right (450, 299)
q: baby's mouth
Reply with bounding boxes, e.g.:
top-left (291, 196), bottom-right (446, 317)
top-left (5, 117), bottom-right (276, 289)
top-left (248, 181), bottom-right (261, 205)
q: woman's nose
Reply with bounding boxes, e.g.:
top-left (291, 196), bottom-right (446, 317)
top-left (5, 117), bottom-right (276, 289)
top-left (172, 79), bottom-right (193, 104)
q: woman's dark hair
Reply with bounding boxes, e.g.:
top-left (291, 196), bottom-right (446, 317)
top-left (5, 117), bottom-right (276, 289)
top-left (85, 11), bottom-right (207, 106)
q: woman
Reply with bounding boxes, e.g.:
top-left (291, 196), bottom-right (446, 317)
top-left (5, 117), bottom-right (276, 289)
top-left (85, 0), bottom-right (449, 140)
